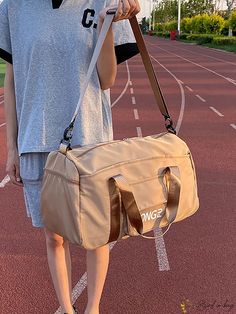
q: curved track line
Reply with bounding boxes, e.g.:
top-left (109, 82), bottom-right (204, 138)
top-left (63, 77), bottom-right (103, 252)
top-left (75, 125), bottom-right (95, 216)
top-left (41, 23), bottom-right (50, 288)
top-left (150, 55), bottom-right (186, 134)
top-left (149, 55), bottom-right (186, 272)
top-left (156, 41), bottom-right (236, 67)
top-left (0, 175), bottom-right (10, 188)
top-left (111, 61), bottom-right (130, 108)
top-left (148, 43), bottom-right (236, 86)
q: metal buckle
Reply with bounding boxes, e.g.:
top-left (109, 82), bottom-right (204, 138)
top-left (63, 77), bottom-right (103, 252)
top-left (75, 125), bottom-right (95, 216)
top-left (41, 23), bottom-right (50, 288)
top-left (63, 125), bottom-right (73, 141)
top-left (165, 117), bottom-right (176, 134)
top-left (106, 8), bottom-right (117, 15)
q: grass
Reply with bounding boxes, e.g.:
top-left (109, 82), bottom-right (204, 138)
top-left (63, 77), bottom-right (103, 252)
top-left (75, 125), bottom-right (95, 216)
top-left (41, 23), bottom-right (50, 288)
top-left (178, 39), bottom-right (236, 53)
top-left (202, 43), bottom-right (236, 53)
top-left (0, 58), bottom-right (6, 87)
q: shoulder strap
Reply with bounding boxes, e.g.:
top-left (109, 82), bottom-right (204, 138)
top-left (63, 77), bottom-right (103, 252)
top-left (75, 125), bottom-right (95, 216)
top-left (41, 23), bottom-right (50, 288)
top-left (62, 12), bottom-right (176, 148)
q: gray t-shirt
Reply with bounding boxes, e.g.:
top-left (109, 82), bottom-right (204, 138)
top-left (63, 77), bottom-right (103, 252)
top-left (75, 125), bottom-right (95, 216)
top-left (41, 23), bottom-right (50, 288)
top-left (0, 0), bottom-right (138, 155)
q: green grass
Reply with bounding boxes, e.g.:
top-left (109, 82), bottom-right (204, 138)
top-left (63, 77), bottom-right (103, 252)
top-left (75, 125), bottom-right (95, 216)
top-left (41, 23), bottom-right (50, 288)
top-left (178, 39), bottom-right (236, 53)
top-left (202, 43), bottom-right (236, 53)
top-left (0, 58), bottom-right (6, 87)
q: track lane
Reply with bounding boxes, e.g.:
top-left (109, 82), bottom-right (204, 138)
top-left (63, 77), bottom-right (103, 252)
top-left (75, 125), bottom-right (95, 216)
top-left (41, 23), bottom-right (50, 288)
top-left (145, 38), bottom-right (236, 126)
top-left (147, 36), bottom-right (236, 81)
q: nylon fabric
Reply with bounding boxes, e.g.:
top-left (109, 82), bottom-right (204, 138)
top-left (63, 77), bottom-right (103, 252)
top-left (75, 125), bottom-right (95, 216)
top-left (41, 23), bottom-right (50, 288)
top-left (41, 132), bottom-right (199, 249)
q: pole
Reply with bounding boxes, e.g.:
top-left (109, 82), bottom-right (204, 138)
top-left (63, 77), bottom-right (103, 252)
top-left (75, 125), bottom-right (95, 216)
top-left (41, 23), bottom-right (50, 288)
top-left (177, 0), bottom-right (181, 35)
top-left (152, 0), bottom-right (155, 31)
top-left (149, 0), bottom-right (152, 31)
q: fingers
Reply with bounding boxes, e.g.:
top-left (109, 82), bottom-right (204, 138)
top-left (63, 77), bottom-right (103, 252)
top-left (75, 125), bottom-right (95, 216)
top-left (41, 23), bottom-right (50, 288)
top-left (15, 163), bottom-right (23, 186)
top-left (7, 164), bottom-right (23, 187)
top-left (114, 0), bottom-right (140, 21)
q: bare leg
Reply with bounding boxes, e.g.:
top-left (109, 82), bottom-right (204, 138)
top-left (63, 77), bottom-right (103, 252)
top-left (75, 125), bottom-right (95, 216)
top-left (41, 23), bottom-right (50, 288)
top-left (85, 244), bottom-right (110, 314)
top-left (44, 228), bottom-right (74, 314)
top-left (64, 240), bottom-right (73, 301)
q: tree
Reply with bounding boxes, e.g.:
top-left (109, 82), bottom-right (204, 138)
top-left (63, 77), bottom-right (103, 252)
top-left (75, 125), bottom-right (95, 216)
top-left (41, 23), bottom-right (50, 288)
top-left (152, 0), bottom-right (215, 24)
top-left (184, 0), bottom-right (214, 17)
top-left (229, 10), bottom-right (236, 30)
top-left (225, 0), bottom-right (236, 17)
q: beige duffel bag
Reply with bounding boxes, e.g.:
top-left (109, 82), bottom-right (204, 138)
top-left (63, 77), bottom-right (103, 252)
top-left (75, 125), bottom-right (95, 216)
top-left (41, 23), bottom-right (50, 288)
top-left (41, 13), bottom-right (199, 250)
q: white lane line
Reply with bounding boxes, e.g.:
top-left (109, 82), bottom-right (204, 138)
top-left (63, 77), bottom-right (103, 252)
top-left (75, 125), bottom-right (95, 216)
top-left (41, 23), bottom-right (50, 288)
top-left (230, 124), bottom-right (236, 130)
top-left (131, 96), bottom-right (136, 105)
top-left (0, 175), bottom-right (10, 188)
top-left (196, 94), bottom-right (206, 103)
top-left (129, 81), bottom-right (132, 86)
top-left (111, 61), bottom-right (130, 108)
top-left (0, 123), bottom-right (6, 128)
top-left (209, 106), bottom-right (224, 117)
top-left (130, 88), bottom-right (134, 94)
top-left (226, 77), bottom-right (236, 84)
top-left (185, 85), bottom-right (193, 92)
top-left (0, 100), bottom-right (4, 105)
top-left (168, 43), bottom-right (236, 66)
top-left (154, 227), bottom-right (170, 271)
top-left (54, 242), bottom-right (116, 314)
top-left (150, 54), bottom-right (186, 271)
top-left (133, 109), bottom-right (139, 120)
top-left (150, 55), bottom-right (186, 134)
top-left (136, 127), bottom-right (142, 137)
top-left (149, 44), bottom-right (236, 87)
top-left (178, 79), bottom-right (184, 84)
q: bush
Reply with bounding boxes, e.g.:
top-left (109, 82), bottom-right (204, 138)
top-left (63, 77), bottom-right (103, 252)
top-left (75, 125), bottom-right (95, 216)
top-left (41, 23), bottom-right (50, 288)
top-left (165, 32), bottom-right (171, 38)
top-left (186, 34), bottom-right (201, 41)
top-left (179, 33), bottom-right (188, 40)
top-left (204, 14), bottom-right (225, 34)
top-left (191, 14), bottom-right (209, 33)
top-left (154, 23), bottom-right (164, 32)
top-left (155, 31), bottom-right (164, 37)
top-left (181, 17), bottom-right (192, 33)
top-left (212, 36), bottom-right (236, 45)
top-left (164, 20), bottom-right (178, 31)
top-left (221, 19), bottom-right (230, 36)
top-left (229, 11), bottom-right (236, 31)
top-left (186, 34), bottom-right (215, 44)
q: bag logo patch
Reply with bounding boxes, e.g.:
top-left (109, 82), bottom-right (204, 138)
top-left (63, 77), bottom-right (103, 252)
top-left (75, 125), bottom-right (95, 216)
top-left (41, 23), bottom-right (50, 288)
top-left (141, 208), bottom-right (163, 222)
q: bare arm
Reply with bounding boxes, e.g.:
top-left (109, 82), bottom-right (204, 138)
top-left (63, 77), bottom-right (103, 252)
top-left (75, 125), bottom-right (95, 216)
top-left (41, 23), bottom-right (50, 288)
top-left (96, 23), bottom-right (117, 90)
top-left (4, 62), bottom-right (22, 186)
top-left (97, 0), bottom-right (140, 90)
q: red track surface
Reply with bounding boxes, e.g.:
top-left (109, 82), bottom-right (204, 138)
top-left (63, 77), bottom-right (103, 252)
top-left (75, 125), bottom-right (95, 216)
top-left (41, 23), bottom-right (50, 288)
top-left (0, 37), bottom-right (235, 314)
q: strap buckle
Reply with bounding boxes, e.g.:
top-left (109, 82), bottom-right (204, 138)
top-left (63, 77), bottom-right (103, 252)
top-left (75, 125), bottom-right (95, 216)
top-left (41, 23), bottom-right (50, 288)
top-left (59, 123), bottom-right (74, 153)
top-left (63, 124), bottom-right (74, 141)
top-left (165, 116), bottom-right (176, 134)
top-left (106, 8), bottom-right (117, 15)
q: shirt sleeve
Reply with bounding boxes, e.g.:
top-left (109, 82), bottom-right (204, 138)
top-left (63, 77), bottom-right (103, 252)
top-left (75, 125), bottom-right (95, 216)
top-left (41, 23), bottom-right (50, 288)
top-left (0, 0), bottom-right (13, 64)
top-left (113, 19), bottom-right (139, 65)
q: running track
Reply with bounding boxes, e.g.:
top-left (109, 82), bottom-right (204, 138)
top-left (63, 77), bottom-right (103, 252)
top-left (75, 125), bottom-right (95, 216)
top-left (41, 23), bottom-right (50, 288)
top-left (0, 37), bottom-right (235, 314)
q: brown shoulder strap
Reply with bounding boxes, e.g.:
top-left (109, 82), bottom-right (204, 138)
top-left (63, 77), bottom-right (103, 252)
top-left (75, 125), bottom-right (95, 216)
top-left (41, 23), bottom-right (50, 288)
top-left (129, 17), bottom-right (176, 134)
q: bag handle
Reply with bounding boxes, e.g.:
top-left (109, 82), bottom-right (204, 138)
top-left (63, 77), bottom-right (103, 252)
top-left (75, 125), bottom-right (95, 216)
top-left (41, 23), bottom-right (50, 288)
top-left (60, 11), bottom-right (176, 153)
top-left (109, 167), bottom-right (180, 241)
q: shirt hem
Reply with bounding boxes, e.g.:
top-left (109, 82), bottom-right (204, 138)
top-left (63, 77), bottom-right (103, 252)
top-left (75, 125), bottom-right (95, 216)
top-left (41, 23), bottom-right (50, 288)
top-left (0, 48), bottom-right (12, 64)
top-left (19, 146), bottom-right (59, 156)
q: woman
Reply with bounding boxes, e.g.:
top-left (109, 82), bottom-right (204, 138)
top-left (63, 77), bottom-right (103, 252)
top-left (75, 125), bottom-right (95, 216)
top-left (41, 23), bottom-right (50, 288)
top-left (0, 0), bottom-right (140, 313)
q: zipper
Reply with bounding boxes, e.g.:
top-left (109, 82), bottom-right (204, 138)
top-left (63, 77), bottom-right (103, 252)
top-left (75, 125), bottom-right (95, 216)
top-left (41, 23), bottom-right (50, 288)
top-left (68, 132), bottom-right (169, 160)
